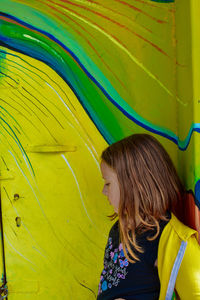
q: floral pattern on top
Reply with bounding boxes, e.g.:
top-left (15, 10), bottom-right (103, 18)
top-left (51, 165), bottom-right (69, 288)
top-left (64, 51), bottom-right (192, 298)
top-left (98, 236), bottom-right (129, 296)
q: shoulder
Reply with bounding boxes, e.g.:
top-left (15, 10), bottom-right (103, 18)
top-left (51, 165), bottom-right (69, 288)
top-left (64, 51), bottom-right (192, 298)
top-left (158, 213), bottom-right (198, 263)
top-left (163, 213), bottom-right (198, 241)
top-left (158, 213), bottom-right (200, 299)
top-left (158, 212), bottom-right (198, 276)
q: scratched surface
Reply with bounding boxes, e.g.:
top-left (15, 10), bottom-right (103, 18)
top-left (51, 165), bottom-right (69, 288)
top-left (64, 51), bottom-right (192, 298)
top-left (0, 0), bottom-right (199, 299)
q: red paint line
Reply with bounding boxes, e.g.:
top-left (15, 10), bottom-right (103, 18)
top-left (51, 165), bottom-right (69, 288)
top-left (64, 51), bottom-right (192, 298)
top-left (78, 0), bottom-right (152, 33)
top-left (47, 3), bottom-right (126, 89)
top-left (59, 0), bottom-right (166, 24)
top-left (114, 0), bottom-right (167, 24)
top-left (48, 0), bottom-right (168, 57)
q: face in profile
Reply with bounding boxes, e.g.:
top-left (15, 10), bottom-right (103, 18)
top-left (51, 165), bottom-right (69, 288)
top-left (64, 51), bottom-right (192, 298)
top-left (100, 160), bottom-right (120, 213)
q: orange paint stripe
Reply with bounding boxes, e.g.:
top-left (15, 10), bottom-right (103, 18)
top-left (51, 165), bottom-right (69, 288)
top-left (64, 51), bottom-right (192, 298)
top-left (48, 0), bottom-right (169, 57)
top-left (113, 0), bottom-right (172, 10)
top-left (46, 3), bottom-right (126, 89)
top-left (62, 0), bottom-right (166, 25)
top-left (80, 0), bottom-right (153, 33)
top-left (114, 0), bottom-right (168, 24)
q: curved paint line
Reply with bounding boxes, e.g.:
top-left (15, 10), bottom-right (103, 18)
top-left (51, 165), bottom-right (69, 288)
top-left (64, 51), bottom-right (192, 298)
top-left (3, 186), bottom-right (48, 259)
top-left (113, 0), bottom-right (168, 23)
top-left (194, 181), bottom-right (200, 209)
top-left (46, 82), bottom-right (100, 165)
top-left (0, 63), bottom-right (52, 122)
top-left (0, 12), bottom-right (175, 103)
top-left (0, 13), bottom-right (198, 150)
top-left (75, 0), bottom-right (153, 33)
top-left (48, 8), bottom-right (126, 90)
top-left (76, 279), bottom-right (96, 298)
top-left (8, 150), bottom-right (70, 251)
top-left (42, 4), bottom-right (173, 95)
top-left (1, 37), bottom-right (198, 151)
top-left (0, 132), bottom-right (22, 164)
top-left (151, 0), bottom-right (174, 3)
top-left (0, 23), bottom-right (176, 144)
top-left (0, 48), bottom-right (76, 111)
top-left (0, 51), bottom-right (69, 138)
top-left (0, 54), bottom-right (44, 89)
top-left (61, 154), bottom-right (94, 225)
top-left (4, 233), bottom-right (35, 265)
top-left (48, 0), bottom-right (168, 54)
top-left (14, 88), bottom-right (59, 143)
top-left (59, 0), bottom-right (166, 24)
top-left (0, 116), bottom-right (35, 176)
top-left (119, 0), bottom-right (173, 9)
top-left (8, 150), bottom-right (42, 207)
top-left (0, 95), bottom-right (41, 133)
top-left (22, 85), bottom-right (65, 129)
top-left (0, 104), bottom-right (26, 136)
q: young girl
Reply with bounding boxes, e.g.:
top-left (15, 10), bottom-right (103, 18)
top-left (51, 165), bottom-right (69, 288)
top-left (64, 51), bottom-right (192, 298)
top-left (97, 134), bottom-right (200, 300)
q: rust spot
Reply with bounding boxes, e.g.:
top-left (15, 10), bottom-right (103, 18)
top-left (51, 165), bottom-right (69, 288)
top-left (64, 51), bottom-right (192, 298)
top-left (15, 217), bottom-right (21, 227)
top-left (14, 194), bottom-right (20, 201)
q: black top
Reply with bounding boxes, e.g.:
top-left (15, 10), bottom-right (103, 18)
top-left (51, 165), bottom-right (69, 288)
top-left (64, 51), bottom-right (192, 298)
top-left (97, 212), bottom-right (171, 300)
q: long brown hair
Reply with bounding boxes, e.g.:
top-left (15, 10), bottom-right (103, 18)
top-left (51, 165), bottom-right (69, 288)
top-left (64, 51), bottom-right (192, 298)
top-left (101, 133), bottom-right (185, 263)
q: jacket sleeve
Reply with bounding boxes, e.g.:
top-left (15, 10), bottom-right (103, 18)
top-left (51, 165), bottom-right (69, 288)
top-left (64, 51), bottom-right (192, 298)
top-left (158, 213), bottom-right (200, 300)
top-left (175, 234), bottom-right (200, 299)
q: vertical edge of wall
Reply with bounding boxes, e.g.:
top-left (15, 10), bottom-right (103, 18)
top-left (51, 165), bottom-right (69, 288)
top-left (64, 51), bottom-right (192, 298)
top-left (190, 0), bottom-right (200, 235)
top-left (175, 0), bottom-right (200, 235)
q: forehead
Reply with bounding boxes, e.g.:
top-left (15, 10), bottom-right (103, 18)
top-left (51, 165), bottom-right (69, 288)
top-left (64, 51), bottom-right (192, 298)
top-left (100, 161), bottom-right (116, 179)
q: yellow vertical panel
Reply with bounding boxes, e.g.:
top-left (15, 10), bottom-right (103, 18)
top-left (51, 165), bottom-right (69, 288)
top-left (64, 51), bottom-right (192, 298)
top-left (0, 48), bottom-right (113, 299)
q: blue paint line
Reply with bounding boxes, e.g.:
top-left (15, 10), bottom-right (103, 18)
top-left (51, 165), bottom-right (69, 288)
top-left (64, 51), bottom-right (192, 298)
top-left (0, 40), bottom-right (115, 145)
top-left (0, 116), bottom-right (35, 176)
top-left (0, 38), bottom-right (177, 147)
top-left (0, 70), bottom-right (19, 84)
top-left (151, 0), bottom-right (174, 3)
top-left (194, 182), bottom-right (200, 209)
top-left (0, 105), bottom-right (24, 133)
top-left (0, 13), bottom-right (200, 149)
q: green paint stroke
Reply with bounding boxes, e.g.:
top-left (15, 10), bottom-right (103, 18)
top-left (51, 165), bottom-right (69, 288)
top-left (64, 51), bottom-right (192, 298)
top-left (0, 19), bottom-right (125, 143)
top-left (0, 17), bottom-right (179, 144)
top-left (0, 1), bottom-right (181, 147)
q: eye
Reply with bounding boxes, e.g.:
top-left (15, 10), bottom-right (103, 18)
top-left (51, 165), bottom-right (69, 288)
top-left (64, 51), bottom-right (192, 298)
top-left (105, 183), bottom-right (110, 186)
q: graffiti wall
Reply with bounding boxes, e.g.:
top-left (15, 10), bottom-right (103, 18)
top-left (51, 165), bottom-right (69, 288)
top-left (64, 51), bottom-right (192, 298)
top-left (0, 0), bottom-right (199, 299)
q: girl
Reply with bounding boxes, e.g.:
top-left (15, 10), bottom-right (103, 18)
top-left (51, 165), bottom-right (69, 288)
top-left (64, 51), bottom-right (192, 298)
top-left (97, 134), bottom-right (200, 300)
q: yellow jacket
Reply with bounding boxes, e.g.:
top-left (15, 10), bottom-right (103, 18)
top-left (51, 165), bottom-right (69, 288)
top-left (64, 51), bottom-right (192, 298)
top-left (158, 213), bottom-right (200, 300)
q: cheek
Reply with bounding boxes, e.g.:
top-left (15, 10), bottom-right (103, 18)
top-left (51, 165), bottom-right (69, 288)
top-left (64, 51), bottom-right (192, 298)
top-left (116, 183), bottom-right (120, 197)
top-left (112, 186), bottom-right (120, 204)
